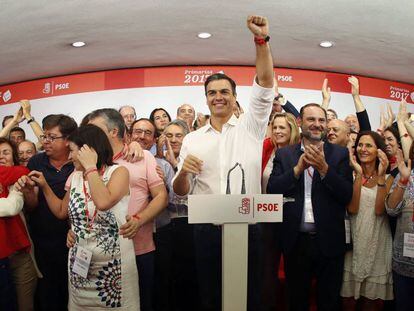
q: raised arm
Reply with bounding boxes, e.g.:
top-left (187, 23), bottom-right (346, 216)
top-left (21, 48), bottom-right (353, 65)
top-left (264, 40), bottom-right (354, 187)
top-left (78, 145), bottom-right (130, 211)
top-left (321, 78), bottom-right (331, 110)
top-left (396, 99), bottom-right (413, 161)
top-left (247, 15), bottom-right (274, 88)
top-left (20, 100), bottom-right (44, 144)
top-left (0, 108), bottom-right (24, 138)
top-left (348, 76), bottom-right (371, 131)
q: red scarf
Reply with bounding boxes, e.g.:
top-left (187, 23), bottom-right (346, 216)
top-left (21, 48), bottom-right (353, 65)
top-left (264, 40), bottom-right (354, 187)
top-left (0, 166), bottom-right (31, 259)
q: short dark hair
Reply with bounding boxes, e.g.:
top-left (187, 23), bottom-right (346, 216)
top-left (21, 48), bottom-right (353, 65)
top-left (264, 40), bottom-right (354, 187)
top-left (42, 114), bottom-right (78, 137)
top-left (0, 137), bottom-right (19, 165)
top-left (149, 108), bottom-right (172, 124)
top-left (327, 108), bottom-right (338, 119)
top-left (9, 127), bottom-right (26, 138)
top-left (204, 73), bottom-right (237, 96)
top-left (384, 126), bottom-right (401, 149)
top-left (88, 108), bottom-right (125, 139)
top-left (130, 118), bottom-right (157, 138)
top-left (68, 125), bottom-right (114, 170)
top-left (2, 115), bottom-right (13, 128)
top-left (354, 131), bottom-right (387, 168)
top-left (299, 103), bottom-right (328, 120)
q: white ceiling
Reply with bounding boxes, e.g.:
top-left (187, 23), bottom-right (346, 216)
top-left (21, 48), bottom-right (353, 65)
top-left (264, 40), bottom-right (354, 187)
top-left (1, 0), bottom-right (413, 86)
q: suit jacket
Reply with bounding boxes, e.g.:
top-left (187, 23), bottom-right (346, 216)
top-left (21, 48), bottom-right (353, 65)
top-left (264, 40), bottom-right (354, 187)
top-left (267, 142), bottom-right (353, 257)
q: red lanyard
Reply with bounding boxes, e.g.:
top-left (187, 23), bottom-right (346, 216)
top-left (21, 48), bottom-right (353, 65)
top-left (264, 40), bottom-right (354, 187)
top-left (82, 181), bottom-right (97, 231)
top-left (306, 168), bottom-right (313, 178)
top-left (113, 150), bottom-right (123, 162)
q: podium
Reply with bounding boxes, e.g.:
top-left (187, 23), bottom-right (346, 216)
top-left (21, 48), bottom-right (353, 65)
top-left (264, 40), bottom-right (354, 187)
top-left (188, 193), bottom-right (284, 311)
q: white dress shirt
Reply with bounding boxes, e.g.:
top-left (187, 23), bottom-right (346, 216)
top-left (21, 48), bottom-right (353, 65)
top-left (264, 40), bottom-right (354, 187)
top-left (174, 79), bottom-right (274, 195)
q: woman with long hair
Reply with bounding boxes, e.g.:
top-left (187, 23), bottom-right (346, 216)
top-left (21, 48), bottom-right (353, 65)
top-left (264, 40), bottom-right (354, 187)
top-left (341, 131), bottom-right (393, 310)
top-left (29, 125), bottom-right (139, 310)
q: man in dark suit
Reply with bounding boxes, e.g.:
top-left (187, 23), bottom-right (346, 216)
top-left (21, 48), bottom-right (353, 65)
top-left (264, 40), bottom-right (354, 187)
top-left (267, 103), bottom-right (353, 311)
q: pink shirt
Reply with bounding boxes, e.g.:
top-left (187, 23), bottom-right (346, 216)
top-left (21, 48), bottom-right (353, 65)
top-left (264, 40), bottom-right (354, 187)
top-left (116, 150), bottom-right (163, 255)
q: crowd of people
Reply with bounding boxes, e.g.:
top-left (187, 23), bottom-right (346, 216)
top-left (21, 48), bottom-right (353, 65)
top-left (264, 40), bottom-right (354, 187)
top-left (1, 15), bottom-right (413, 311)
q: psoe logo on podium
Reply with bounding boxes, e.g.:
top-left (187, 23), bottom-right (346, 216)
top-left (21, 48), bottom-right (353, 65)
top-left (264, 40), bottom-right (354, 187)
top-left (253, 194), bottom-right (283, 223)
top-left (239, 198), bottom-right (251, 215)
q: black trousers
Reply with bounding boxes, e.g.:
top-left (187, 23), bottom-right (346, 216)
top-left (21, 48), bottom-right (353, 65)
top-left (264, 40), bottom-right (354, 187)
top-left (284, 233), bottom-right (344, 311)
top-left (34, 247), bottom-right (68, 311)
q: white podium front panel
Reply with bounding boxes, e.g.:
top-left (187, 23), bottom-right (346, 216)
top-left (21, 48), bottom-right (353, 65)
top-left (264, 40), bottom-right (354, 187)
top-left (188, 194), bottom-right (283, 224)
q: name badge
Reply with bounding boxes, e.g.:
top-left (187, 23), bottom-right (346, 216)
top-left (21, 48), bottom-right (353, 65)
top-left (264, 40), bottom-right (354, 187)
top-left (344, 219), bottom-right (351, 244)
top-left (72, 246), bottom-right (92, 278)
top-left (403, 233), bottom-right (414, 258)
top-left (304, 197), bottom-right (315, 223)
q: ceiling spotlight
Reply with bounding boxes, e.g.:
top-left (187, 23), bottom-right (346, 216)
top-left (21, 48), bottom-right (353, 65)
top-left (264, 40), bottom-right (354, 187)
top-left (319, 41), bottom-right (334, 48)
top-left (72, 41), bottom-right (86, 48)
top-left (197, 32), bottom-right (212, 39)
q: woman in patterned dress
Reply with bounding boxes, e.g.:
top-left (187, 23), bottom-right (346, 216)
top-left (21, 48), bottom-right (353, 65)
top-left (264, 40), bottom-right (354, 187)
top-left (341, 131), bottom-right (393, 310)
top-left (386, 147), bottom-right (414, 311)
top-left (30, 125), bottom-right (139, 310)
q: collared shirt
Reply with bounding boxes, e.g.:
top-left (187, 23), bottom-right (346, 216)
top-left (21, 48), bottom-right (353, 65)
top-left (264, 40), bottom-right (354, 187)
top-left (299, 143), bottom-right (317, 232)
top-left (174, 79), bottom-right (274, 195)
top-left (116, 150), bottom-right (164, 255)
top-left (27, 152), bottom-right (74, 251)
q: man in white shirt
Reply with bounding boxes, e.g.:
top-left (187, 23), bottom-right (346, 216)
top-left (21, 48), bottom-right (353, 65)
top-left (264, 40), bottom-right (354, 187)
top-left (173, 15), bottom-right (274, 311)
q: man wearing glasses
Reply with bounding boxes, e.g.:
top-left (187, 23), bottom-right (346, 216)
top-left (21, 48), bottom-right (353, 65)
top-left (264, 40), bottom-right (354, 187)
top-left (18, 114), bottom-right (77, 310)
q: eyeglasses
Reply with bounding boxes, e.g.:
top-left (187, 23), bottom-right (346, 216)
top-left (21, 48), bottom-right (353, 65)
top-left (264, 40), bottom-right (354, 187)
top-left (40, 135), bottom-right (65, 142)
top-left (132, 129), bottom-right (153, 137)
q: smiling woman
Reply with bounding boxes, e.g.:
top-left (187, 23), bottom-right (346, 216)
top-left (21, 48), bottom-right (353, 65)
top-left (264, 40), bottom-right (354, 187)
top-left (0, 137), bottom-right (39, 311)
top-left (341, 131), bottom-right (393, 309)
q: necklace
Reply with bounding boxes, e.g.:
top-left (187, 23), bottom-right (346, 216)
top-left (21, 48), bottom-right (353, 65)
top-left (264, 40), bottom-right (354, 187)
top-left (361, 172), bottom-right (376, 186)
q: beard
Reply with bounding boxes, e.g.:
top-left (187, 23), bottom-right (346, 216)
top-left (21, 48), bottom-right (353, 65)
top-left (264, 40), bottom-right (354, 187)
top-left (301, 126), bottom-right (326, 142)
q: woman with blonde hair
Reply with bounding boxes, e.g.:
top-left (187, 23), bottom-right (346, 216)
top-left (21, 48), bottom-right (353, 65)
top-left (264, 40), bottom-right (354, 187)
top-left (261, 112), bottom-right (300, 310)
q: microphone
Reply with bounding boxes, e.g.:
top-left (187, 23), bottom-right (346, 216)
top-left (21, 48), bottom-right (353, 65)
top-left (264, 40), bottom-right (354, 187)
top-left (226, 162), bottom-right (246, 194)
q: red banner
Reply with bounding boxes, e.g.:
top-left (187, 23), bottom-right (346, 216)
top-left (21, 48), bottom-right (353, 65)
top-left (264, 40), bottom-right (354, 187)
top-left (1, 66), bottom-right (413, 106)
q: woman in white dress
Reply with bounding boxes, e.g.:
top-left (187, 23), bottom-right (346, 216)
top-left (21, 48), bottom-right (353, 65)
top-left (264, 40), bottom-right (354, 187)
top-left (30, 125), bottom-right (139, 310)
top-left (341, 131), bottom-right (393, 310)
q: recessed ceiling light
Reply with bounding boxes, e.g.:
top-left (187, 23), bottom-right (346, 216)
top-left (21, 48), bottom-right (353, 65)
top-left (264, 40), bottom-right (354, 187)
top-left (197, 32), bottom-right (212, 39)
top-left (72, 41), bottom-right (86, 47)
top-left (319, 41), bottom-right (334, 48)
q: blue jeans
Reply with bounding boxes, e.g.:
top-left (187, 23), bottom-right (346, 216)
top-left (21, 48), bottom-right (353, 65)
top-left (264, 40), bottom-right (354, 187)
top-left (393, 270), bottom-right (414, 311)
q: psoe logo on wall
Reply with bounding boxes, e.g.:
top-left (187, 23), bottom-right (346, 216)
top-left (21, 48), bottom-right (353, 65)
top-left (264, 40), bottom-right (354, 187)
top-left (239, 197), bottom-right (251, 215)
top-left (43, 82), bottom-right (52, 94)
top-left (1, 90), bottom-right (12, 103)
top-left (55, 82), bottom-right (70, 90)
top-left (277, 75), bottom-right (293, 82)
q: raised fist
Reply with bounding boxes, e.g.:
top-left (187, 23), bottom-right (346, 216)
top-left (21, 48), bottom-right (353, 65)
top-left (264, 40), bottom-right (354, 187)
top-left (247, 15), bottom-right (269, 38)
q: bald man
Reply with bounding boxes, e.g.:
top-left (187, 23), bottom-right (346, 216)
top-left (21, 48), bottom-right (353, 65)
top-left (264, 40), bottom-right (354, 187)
top-left (327, 119), bottom-right (350, 147)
